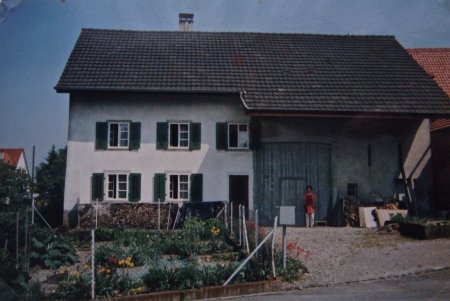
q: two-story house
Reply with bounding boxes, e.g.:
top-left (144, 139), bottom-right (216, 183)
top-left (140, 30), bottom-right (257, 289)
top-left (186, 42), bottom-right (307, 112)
top-left (56, 29), bottom-right (450, 226)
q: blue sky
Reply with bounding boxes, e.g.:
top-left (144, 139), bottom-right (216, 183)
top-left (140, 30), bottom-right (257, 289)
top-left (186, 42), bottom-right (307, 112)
top-left (1, 0), bottom-right (450, 165)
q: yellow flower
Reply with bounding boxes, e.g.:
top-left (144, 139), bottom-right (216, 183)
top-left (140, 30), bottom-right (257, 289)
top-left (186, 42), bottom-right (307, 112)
top-left (118, 260), bottom-right (124, 266)
top-left (129, 263), bottom-right (134, 267)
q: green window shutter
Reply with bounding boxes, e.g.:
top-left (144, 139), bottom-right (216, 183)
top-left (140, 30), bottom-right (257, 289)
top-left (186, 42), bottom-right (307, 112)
top-left (156, 122), bottom-right (168, 150)
top-left (190, 173), bottom-right (203, 202)
top-left (249, 121), bottom-right (261, 150)
top-left (91, 173), bottom-right (104, 201)
top-left (129, 122), bottom-right (141, 150)
top-left (128, 173), bottom-right (141, 202)
top-left (190, 123), bottom-right (201, 150)
top-left (95, 122), bottom-right (108, 150)
top-left (154, 173), bottom-right (166, 202)
top-left (216, 123), bottom-right (228, 150)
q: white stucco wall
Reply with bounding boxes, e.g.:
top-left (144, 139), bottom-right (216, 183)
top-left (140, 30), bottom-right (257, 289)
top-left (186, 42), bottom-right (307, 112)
top-left (64, 93), bottom-right (253, 215)
top-left (16, 153), bottom-right (28, 173)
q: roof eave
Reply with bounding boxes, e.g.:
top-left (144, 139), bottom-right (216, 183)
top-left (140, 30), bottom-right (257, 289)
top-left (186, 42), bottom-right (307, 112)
top-left (54, 86), bottom-right (241, 95)
top-left (247, 109), bottom-right (450, 119)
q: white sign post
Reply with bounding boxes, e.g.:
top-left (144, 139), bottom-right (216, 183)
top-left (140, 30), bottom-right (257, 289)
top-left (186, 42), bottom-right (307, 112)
top-left (279, 206), bottom-right (296, 269)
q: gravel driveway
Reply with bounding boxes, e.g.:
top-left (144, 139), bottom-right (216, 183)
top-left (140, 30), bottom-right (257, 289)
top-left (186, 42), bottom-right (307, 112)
top-left (276, 227), bottom-right (450, 288)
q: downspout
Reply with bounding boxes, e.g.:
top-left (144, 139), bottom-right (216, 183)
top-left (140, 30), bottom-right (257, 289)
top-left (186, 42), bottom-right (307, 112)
top-left (240, 91), bottom-right (250, 110)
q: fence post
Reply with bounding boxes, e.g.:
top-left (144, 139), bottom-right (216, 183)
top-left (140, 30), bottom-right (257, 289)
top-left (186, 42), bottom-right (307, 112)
top-left (158, 199), bottom-right (161, 234)
top-left (95, 198), bottom-right (99, 229)
top-left (224, 202), bottom-right (228, 229)
top-left (24, 208), bottom-right (28, 270)
top-left (271, 216), bottom-right (278, 278)
top-left (242, 206), bottom-right (249, 253)
top-left (282, 225), bottom-right (287, 269)
top-left (230, 202), bottom-right (233, 236)
top-left (77, 198), bottom-right (80, 229)
top-left (255, 209), bottom-right (259, 249)
top-left (166, 202), bottom-right (172, 230)
top-left (91, 229), bottom-right (95, 299)
top-left (16, 212), bottom-right (19, 268)
top-left (238, 205), bottom-right (242, 246)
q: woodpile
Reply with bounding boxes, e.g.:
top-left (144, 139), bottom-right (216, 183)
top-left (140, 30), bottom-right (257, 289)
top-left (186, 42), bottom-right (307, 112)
top-left (343, 198), bottom-right (359, 227)
top-left (77, 202), bottom-right (226, 229)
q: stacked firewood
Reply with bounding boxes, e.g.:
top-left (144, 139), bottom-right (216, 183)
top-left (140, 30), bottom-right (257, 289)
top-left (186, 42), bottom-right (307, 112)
top-left (79, 203), bottom-right (171, 229)
top-left (343, 198), bottom-right (360, 227)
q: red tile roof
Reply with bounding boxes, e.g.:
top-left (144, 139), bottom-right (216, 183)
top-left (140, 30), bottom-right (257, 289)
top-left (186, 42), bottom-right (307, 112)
top-left (408, 49), bottom-right (450, 131)
top-left (0, 148), bottom-right (24, 168)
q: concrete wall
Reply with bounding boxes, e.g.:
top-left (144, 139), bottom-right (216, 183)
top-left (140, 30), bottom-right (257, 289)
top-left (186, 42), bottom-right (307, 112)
top-left (257, 117), bottom-right (422, 206)
top-left (64, 92), bottom-right (253, 220)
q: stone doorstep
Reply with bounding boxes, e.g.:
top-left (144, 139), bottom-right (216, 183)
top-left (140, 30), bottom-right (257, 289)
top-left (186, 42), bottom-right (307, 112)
top-left (91, 280), bottom-right (282, 301)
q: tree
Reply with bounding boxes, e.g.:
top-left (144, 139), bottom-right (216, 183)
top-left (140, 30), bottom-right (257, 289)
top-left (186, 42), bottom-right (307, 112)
top-left (0, 160), bottom-right (30, 209)
top-left (35, 146), bottom-right (66, 227)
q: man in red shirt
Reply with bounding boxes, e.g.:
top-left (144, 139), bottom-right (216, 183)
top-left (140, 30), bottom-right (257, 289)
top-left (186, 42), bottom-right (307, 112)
top-left (303, 185), bottom-right (316, 227)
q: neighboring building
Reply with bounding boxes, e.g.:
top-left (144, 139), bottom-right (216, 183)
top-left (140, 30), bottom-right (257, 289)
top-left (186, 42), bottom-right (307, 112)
top-left (55, 29), bottom-right (450, 226)
top-left (0, 148), bottom-right (29, 174)
top-left (408, 49), bottom-right (450, 211)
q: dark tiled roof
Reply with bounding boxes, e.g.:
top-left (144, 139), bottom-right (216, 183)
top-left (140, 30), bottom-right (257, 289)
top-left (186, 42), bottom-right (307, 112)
top-left (56, 29), bottom-right (450, 115)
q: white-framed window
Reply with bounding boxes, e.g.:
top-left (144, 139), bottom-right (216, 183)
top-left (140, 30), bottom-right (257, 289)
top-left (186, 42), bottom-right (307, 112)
top-left (107, 173), bottom-right (128, 200)
top-left (228, 123), bottom-right (249, 149)
top-left (108, 122), bottom-right (129, 148)
top-left (169, 123), bottom-right (189, 149)
top-left (168, 174), bottom-right (190, 200)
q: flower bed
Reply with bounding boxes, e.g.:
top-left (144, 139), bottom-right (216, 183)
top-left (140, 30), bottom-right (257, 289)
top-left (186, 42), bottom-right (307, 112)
top-left (26, 218), bottom-right (307, 299)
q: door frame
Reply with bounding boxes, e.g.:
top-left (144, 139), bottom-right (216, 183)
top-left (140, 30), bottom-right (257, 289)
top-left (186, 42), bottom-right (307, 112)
top-left (228, 174), bottom-right (250, 218)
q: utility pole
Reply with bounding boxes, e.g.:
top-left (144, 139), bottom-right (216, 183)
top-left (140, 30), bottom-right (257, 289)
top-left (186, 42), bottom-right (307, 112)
top-left (31, 146), bottom-right (35, 224)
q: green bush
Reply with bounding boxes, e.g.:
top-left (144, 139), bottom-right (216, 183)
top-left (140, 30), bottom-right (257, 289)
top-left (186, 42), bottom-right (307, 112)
top-left (29, 227), bottom-right (78, 269)
top-left (0, 252), bottom-right (29, 301)
top-left (95, 228), bottom-right (117, 241)
top-left (277, 256), bottom-right (308, 282)
top-left (53, 273), bottom-right (90, 301)
top-left (142, 260), bottom-right (237, 292)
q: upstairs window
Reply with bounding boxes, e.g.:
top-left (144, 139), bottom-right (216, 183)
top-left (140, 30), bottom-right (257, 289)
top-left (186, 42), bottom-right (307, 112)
top-left (109, 122), bottom-right (129, 148)
top-left (228, 123), bottom-right (249, 149)
top-left (217, 122), bottom-right (258, 151)
top-left (156, 122), bottom-right (201, 150)
top-left (95, 121), bottom-right (140, 150)
top-left (169, 123), bottom-right (189, 149)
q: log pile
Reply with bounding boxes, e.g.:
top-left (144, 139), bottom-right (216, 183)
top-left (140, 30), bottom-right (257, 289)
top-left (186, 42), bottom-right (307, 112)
top-left (77, 202), bottom-right (226, 229)
top-left (343, 198), bottom-right (360, 227)
top-left (79, 203), bottom-right (171, 229)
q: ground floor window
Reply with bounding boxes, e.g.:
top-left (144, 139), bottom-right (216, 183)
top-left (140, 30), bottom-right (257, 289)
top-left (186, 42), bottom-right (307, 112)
top-left (107, 173), bottom-right (128, 200)
top-left (169, 174), bottom-right (189, 200)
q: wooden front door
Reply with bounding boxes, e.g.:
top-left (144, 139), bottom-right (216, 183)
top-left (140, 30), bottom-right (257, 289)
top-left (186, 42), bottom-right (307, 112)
top-left (229, 175), bottom-right (249, 219)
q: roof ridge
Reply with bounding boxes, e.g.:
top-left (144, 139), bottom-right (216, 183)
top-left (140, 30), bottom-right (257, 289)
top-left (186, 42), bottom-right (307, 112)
top-left (80, 28), bottom-right (395, 39)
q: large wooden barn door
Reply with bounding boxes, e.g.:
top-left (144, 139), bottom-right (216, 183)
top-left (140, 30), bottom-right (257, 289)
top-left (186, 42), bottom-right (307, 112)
top-left (279, 178), bottom-right (306, 226)
top-left (254, 142), bottom-right (331, 226)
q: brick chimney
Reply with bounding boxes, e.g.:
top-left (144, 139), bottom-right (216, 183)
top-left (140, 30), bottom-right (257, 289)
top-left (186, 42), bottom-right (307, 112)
top-left (179, 13), bottom-right (193, 32)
